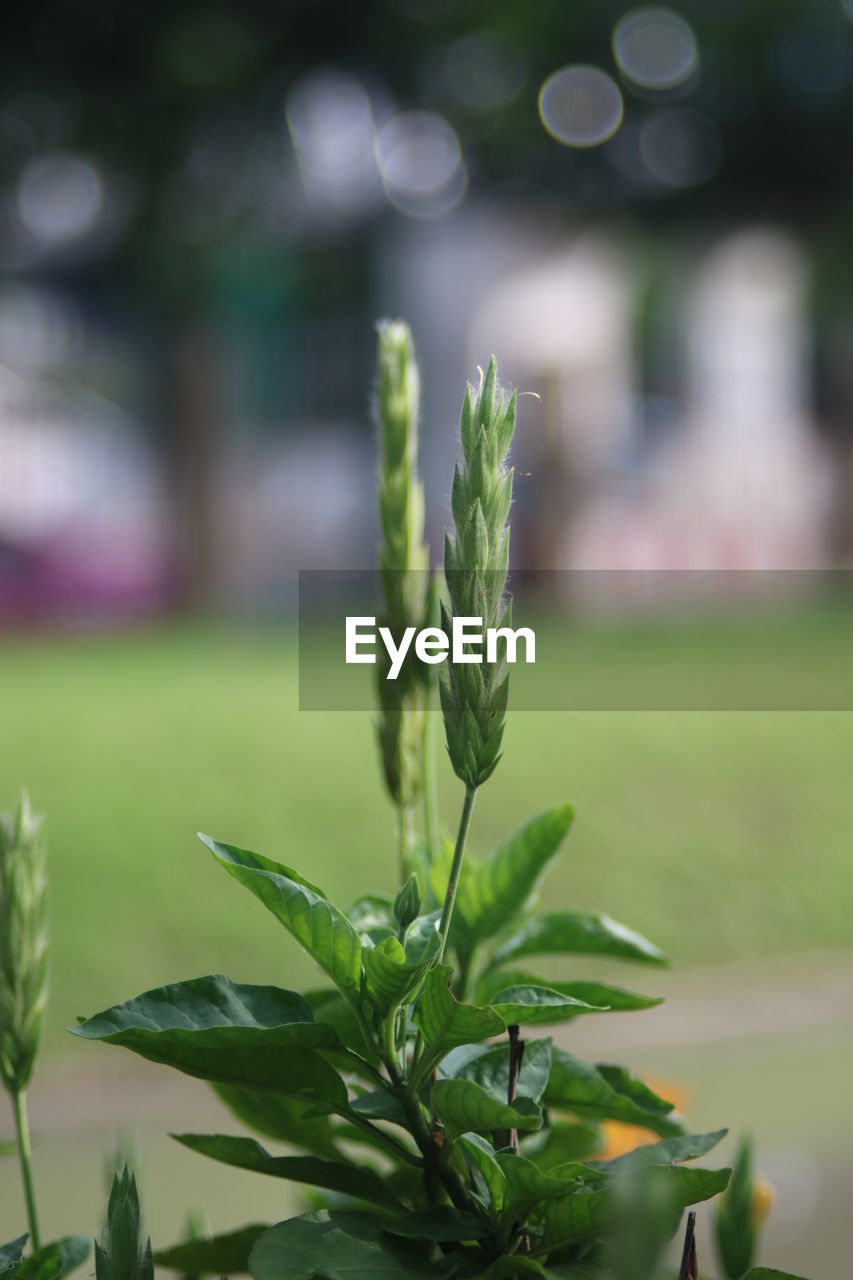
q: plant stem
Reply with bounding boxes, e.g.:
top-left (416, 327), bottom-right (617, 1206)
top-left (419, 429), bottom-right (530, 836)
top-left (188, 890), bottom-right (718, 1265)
top-left (12, 1088), bottom-right (40, 1250)
top-left (397, 802), bottom-right (413, 885)
top-left (423, 703), bottom-right (439, 861)
top-left (505, 1024), bottom-right (524, 1154)
top-left (437, 784), bottom-right (477, 961)
top-left (396, 1086), bottom-right (478, 1215)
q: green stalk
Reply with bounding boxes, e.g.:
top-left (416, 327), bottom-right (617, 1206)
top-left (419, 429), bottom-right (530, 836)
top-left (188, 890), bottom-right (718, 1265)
top-left (437, 785), bottom-right (477, 962)
top-left (397, 803), bottom-right (414, 886)
top-left (422, 703), bottom-right (440, 862)
top-left (12, 1088), bottom-right (40, 1249)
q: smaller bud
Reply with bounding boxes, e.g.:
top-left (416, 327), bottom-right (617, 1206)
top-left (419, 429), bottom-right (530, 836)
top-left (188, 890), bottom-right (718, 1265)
top-left (0, 792), bottom-right (48, 1095)
top-left (96, 1167), bottom-right (153, 1280)
top-left (393, 873), bottom-right (421, 933)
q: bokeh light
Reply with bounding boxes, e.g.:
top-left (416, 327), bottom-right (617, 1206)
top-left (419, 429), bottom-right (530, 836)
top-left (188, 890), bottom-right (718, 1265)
top-left (375, 110), bottom-right (466, 217)
top-left (286, 71), bottom-right (381, 217)
top-left (639, 107), bottom-right (722, 187)
top-left (539, 65), bottom-right (624, 148)
top-left (613, 7), bottom-right (699, 92)
top-left (16, 151), bottom-right (103, 245)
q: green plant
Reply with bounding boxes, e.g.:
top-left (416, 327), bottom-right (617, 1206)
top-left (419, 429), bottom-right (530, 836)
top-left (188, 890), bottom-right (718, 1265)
top-left (374, 319), bottom-right (436, 876)
top-left (1, 793), bottom-right (91, 1280)
top-left (69, 336), bottom-right (808, 1280)
top-left (1, 793), bottom-right (48, 1249)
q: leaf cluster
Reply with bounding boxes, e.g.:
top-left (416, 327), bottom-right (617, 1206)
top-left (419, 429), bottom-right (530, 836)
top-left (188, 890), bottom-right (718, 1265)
top-left (72, 812), bottom-right (738, 1278)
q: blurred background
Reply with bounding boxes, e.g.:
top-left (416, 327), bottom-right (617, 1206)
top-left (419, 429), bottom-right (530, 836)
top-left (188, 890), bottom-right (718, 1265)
top-left (1, 0), bottom-right (852, 1275)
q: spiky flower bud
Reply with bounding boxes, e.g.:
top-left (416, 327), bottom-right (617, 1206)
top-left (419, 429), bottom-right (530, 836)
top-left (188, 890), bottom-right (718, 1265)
top-left (374, 320), bottom-right (432, 813)
top-left (95, 1167), bottom-right (153, 1280)
top-left (441, 356), bottom-right (516, 788)
top-left (0, 793), bottom-right (48, 1095)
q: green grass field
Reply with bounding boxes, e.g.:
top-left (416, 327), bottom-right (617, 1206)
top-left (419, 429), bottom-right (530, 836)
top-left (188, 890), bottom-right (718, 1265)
top-left (1, 618), bottom-right (852, 1055)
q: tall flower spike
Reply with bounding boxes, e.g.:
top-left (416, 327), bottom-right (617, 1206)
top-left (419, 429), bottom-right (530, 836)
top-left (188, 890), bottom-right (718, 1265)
top-left (0, 792), bottom-right (48, 1095)
top-left (441, 356), bottom-right (516, 788)
top-left (374, 321), bottom-right (433, 866)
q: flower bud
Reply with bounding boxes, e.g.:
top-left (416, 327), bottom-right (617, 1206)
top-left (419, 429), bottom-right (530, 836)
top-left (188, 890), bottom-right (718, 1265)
top-left (0, 792), bottom-right (48, 1095)
top-left (441, 356), bottom-right (516, 788)
top-left (374, 320), bottom-right (432, 811)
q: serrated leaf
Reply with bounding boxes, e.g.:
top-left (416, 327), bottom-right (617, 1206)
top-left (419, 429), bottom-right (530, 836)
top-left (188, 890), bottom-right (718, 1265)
top-left (200, 836), bottom-right (363, 1004)
top-left (593, 1129), bottom-right (728, 1175)
top-left (154, 1225), bottom-right (268, 1274)
top-left (413, 966), bottom-right (504, 1058)
top-left (17, 1238), bottom-right (90, 1280)
top-left (477, 972), bottom-right (662, 1015)
top-left (494, 913), bottom-right (667, 968)
top-left (455, 807), bottom-right (574, 950)
top-left (440, 1038), bottom-right (552, 1105)
top-left (72, 975), bottom-right (347, 1109)
top-left (431, 1078), bottom-right (542, 1141)
top-left (490, 986), bottom-right (602, 1026)
top-left (249, 1212), bottom-right (455, 1280)
top-left (544, 1050), bottom-right (685, 1138)
top-left (172, 1134), bottom-right (403, 1211)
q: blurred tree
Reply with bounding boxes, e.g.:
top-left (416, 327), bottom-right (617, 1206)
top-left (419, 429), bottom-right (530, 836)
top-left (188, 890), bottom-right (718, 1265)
top-left (2, 0), bottom-right (853, 594)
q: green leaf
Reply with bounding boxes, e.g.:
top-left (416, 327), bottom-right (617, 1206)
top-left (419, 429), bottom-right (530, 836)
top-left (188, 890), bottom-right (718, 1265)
top-left (440, 1038), bottom-right (553, 1105)
top-left (72, 975), bottom-right (348, 1109)
top-left (542, 1165), bottom-right (731, 1251)
top-left (393, 877), bottom-right (421, 933)
top-left (742, 1271), bottom-right (811, 1280)
top-left (200, 836), bottom-right (363, 1004)
top-left (402, 912), bottom-right (441, 965)
top-left (455, 806), bottom-right (575, 948)
top-left (458, 1133), bottom-right (506, 1213)
top-left (413, 966), bottom-right (504, 1059)
top-left (495, 1152), bottom-right (603, 1215)
top-left (594, 1129), bottom-right (728, 1175)
top-left (349, 1089), bottom-right (409, 1127)
top-left (494, 913), bottom-right (667, 968)
top-left (0, 1237), bottom-right (28, 1280)
top-left (522, 1122), bottom-right (604, 1168)
top-left (482, 1258), bottom-right (549, 1279)
top-left (347, 896), bottom-right (396, 947)
top-left (303, 990), bottom-right (379, 1068)
top-left (490, 986), bottom-right (602, 1027)
top-left (249, 1212), bottom-right (455, 1280)
top-left (212, 1086), bottom-right (341, 1158)
top-left (383, 1207), bottom-right (488, 1242)
top-left (362, 935), bottom-right (437, 1016)
top-left (17, 1238), bottom-right (90, 1280)
top-left (154, 1225), bottom-right (269, 1274)
top-left (477, 972), bottom-right (662, 1015)
top-left (544, 1050), bottom-right (685, 1138)
top-left (172, 1134), bottom-right (403, 1211)
top-left (431, 1078), bottom-right (542, 1141)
